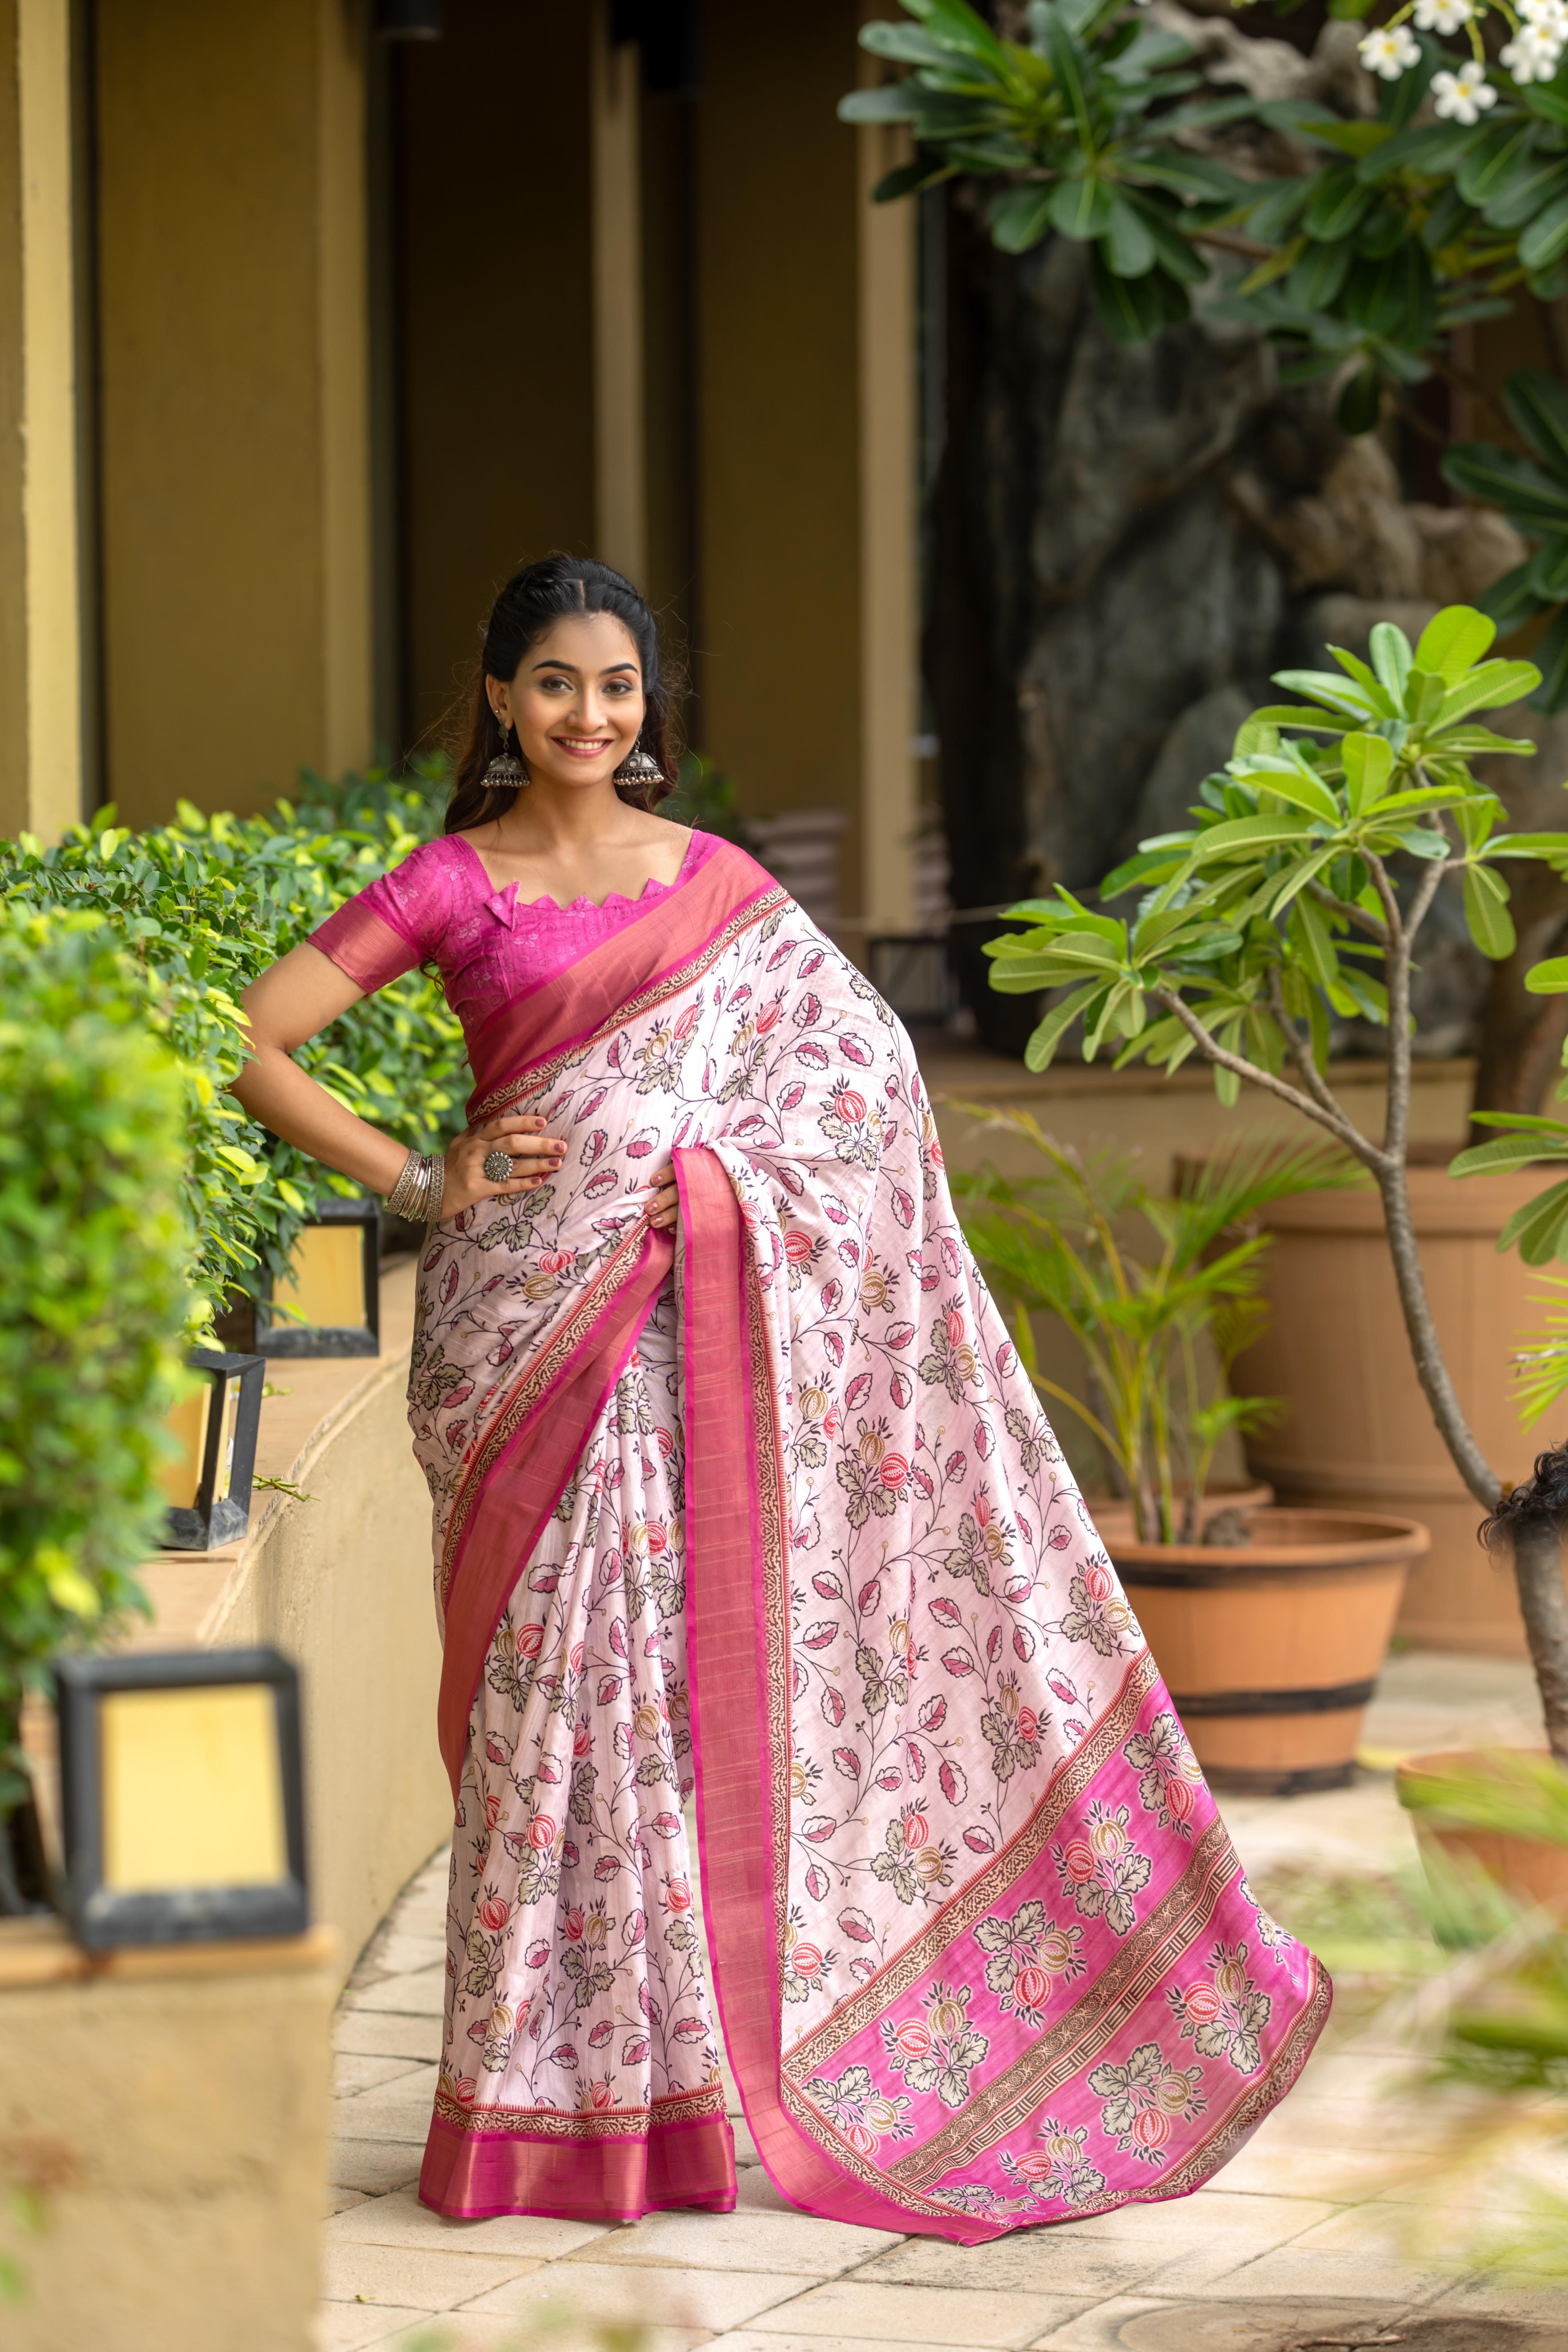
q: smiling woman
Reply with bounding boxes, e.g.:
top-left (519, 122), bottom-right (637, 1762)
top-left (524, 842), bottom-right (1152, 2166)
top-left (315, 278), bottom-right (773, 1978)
top-left (227, 554), bottom-right (1328, 2238)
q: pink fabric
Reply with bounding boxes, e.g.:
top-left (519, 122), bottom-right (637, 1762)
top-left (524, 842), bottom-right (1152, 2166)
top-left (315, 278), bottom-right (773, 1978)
top-left (406, 839), bottom-right (1330, 2237)
top-left (308, 826), bottom-right (720, 1046)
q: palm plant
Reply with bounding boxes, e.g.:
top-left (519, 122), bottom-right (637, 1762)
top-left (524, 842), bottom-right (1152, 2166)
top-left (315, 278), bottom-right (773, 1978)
top-left (953, 1117), bottom-right (1362, 1542)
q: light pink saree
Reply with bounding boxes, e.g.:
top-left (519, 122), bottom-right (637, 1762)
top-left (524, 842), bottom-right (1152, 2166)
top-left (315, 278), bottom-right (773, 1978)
top-left (412, 838), bottom-right (1329, 2235)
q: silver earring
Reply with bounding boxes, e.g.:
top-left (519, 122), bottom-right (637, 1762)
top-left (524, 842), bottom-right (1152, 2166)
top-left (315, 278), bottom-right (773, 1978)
top-left (614, 737), bottom-right (662, 785)
top-left (484, 712), bottom-right (528, 789)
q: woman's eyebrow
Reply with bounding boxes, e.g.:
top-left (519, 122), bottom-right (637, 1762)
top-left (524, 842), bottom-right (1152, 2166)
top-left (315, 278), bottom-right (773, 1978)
top-left (529, 659), bottom-right (640, 675)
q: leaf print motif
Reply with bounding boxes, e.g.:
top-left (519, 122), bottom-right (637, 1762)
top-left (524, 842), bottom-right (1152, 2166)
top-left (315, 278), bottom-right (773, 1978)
top-left (1123, 1709), bottom-right (1202, 1839)
top-left (1087, 2042), bottom-right (1207, 2164)
top-left (1000, 2117), bottom-right (1107, 2208)
top-left (879, 1981), bottom-right (989, 2110)
top-left (1166, 1941), bottom-right (1273, 2075)
top-left (1052, 1802), bottom-right (1152, 1939)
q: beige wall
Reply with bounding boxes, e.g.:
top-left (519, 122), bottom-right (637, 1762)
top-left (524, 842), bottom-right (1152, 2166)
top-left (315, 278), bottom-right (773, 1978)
top-left (94, 0), bottom-right (372, 826)
top-left (695, 4), bottom-right (864, 846)
top-left (395, 0), bottom-right (596, 753)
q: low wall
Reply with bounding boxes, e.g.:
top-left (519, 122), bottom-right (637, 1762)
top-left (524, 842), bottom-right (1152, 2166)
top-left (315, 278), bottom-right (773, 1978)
top-left (96, 1258), bottom-right (449, 1990)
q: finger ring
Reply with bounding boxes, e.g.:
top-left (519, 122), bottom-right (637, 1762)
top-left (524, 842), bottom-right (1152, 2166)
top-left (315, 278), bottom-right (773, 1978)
top-left (482, 1149), bottom-right (514, 1184)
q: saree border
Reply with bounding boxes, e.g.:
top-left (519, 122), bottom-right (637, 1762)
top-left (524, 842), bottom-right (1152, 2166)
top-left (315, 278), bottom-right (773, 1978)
top-left (432, 2080), bottom-right (727, 2140)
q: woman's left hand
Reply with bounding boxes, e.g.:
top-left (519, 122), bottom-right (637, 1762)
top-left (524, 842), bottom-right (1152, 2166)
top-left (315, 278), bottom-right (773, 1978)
top-left (647, 1163), bottom-right (679, 1234)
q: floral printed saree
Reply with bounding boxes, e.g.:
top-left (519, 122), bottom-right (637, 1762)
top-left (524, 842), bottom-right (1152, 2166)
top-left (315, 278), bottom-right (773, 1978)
top-left (409, 835), bottom-right (1329, 2236)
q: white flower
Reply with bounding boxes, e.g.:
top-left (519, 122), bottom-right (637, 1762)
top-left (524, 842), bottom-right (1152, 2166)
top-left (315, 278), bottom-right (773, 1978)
top-left (1414, 0), bottom-right (1472, 30)
top-left (1432, 57), bottom-right (1499, 115)
top-left (1359, 22), bottom-right (1423, 75)
top-left (1522, 0), bottom-right (1568, 32)
top-left (1502, 21), bottom-right (1564, 76)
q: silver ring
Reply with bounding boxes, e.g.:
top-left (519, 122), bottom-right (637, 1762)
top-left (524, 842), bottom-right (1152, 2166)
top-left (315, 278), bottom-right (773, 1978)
top-left (482, 1148), bottom-right (514, 1184)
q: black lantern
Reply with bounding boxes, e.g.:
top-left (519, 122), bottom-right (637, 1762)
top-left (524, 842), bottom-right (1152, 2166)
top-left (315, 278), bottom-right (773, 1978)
top-left (55, 1647), bottom-right (308, 1951)
top-left (258, 1195), bottom-right (380, 1359)
top-left (159, 1348), bottom-right (265, 1552)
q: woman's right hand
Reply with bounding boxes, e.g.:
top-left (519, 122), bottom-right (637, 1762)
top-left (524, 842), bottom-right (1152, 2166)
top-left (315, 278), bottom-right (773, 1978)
top-left (441, 1115), bottom-right (568, 1220)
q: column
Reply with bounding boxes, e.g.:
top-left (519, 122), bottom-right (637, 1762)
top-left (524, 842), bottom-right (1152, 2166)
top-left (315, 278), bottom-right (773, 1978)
top-left (592, 1), bottom-right (648, 588)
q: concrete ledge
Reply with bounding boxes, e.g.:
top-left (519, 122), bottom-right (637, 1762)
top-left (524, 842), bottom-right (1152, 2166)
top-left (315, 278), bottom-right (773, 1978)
top-left (26, 1256), bottom-right (451, 1992)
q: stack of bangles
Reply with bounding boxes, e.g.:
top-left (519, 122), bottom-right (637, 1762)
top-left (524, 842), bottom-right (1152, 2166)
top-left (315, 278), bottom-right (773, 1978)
top-left (386, 1148), bottom-right (446, 1226)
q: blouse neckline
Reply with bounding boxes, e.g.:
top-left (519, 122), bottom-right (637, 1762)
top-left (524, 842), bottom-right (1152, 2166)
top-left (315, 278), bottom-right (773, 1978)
top-left (447, 826), bottom-right (701, 920)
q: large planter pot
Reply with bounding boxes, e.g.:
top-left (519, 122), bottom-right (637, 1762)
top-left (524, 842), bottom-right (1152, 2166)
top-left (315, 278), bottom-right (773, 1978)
top-left (1088, 1482), bottom-right (1274, 1550)
top-left (1227, 1158), bottom-right (1549, 1657)
top-left (1112, 1507), bottom-right (1428, 1796)
top-left (1396, 1748), bottom-right (1568, 1925)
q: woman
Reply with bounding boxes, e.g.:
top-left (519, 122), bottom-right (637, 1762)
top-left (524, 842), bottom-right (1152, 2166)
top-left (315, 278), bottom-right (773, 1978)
top-left (234, 556), bottom-right (1328, 2239)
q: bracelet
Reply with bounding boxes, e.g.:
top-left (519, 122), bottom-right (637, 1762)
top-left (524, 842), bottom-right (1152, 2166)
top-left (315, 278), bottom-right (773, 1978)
top-left (386, 1148), bottom-right (446, 1226)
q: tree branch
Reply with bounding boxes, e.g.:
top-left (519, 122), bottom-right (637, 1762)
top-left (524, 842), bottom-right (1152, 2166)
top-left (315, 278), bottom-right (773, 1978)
top-left (1304, 879), bottom-right (1388, 944)
top-left (1264, 972), bottom-right (1362, 1138)
top-left (1152, 986), bottom-right (1385, 1168)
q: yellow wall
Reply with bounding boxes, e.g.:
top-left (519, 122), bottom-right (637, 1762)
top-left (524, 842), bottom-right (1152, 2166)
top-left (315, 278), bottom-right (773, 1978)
top-left (395, 0), bottom-right (596, 755)
top-left (0, 0), bottom-right (26, 834)
top-left (94, 0), bottom-right (372, 826)
top-left (695, 4), bottom-right (864, 849)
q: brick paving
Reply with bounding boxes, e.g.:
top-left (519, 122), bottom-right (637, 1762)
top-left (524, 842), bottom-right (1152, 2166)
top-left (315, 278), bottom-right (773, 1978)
top-left (318, 1654), bottom-right (1568, 2352)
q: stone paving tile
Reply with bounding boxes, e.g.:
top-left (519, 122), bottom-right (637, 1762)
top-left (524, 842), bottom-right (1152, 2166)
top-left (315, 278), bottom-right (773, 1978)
top-left (1424, 2273), bottom-right (1568, 2328)
top-left (1207, 2141), bottom-right (1405, 2202)
top-left (1029, 2300), bottom-right (1181, 2351)
top-left (1191, 2198), bottom-right (1456, 2305)
top-left (316, 2301), bottom-right (434, 2350)
top-left (709, 2336), bottom-right (990, 2352)
top-left (458, 2260), bottom-right (813, 2332)
top-left (372, 1932), bottom-right (450, 1975)
top-left (340, 1965), bottom-right (448, 2016)
top-left (336, 2053), bottom-right (431, 2097)
top-left (336, 2066), bottom-right (439, 2142)
top-left (560, 2204), bottom-right (899, 2277)
top-left (336, 2010), bottom-right (444, 2063)
top-left (330, 2137), bottom-right (427, 2196)
top-left (322, 2240), bottom-right (539, 2311)
top-left (380, 2321), bottom-right (707, 2352)
top-left (328, 2188), bottom-right (610, 2261)
top-left (854, 2231), bottom-right (1161, 2302)
top-left (743, 2277), bottom-right (1090, 2346)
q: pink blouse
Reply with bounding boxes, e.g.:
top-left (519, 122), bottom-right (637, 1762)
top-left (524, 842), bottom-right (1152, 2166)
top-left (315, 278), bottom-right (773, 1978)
top-left (308, 826), bottom-right (721, 1048)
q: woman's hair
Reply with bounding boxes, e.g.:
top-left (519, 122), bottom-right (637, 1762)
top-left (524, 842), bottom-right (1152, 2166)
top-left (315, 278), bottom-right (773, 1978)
top-left (445, 555), bottom-right (680, 835)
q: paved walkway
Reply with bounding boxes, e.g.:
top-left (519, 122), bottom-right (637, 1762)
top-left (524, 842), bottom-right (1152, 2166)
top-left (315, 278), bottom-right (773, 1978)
top-left (320, 1655), bottom-right (1568, 2352)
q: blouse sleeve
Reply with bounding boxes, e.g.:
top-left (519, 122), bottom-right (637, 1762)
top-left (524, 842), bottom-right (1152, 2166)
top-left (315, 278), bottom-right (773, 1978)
top-left (307, 839), bottom-right (454, 996)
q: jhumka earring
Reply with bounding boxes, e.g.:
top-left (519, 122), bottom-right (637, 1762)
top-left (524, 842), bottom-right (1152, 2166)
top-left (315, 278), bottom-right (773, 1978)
top-left (484, 710), bottom-right (528, 789)
top-left (614, 735), bottom-right (663, 786)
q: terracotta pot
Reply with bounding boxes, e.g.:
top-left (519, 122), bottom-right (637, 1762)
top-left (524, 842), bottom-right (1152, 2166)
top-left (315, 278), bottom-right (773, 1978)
top-left (1111, 1507), bottom-right (1427, 1796)
top-left (1088, 1481), bottom-right (1274, 1550)
top-left (1224, 1157), bottom-right (1549, 1658)
top-left (1395, 1748), bottom-right (1568, 1925)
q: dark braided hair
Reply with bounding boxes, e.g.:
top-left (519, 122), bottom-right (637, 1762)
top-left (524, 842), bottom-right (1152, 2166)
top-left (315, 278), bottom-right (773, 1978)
top-left (446, 555), bottom-right (680, 836)
top-left (1480, 1442), bottom-right (1568, 1549)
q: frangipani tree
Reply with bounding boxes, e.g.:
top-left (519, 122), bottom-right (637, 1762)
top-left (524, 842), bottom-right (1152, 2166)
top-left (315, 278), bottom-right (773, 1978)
top-left (984, 603), bottom-right (1568, 1751)
top-left (843, 0), bottom-right (1568, 704)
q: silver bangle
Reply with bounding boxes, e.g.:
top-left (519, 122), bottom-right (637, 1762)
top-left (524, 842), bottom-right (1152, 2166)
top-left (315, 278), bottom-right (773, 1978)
top-left (387, 1148), bottom-right (445, 1226)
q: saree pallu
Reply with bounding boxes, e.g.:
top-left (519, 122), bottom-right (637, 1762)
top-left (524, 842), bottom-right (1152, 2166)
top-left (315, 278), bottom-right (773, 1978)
top-left (411, 838), bottom-right (1330, 2237)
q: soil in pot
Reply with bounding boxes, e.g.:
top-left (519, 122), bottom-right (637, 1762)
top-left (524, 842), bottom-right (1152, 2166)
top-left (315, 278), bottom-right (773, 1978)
top-left (1223, 1152), bottom-right (1548, 1658)
top-left (1396, 1748), bottom-right (1568, 1925)
top-left (1088, 1481), bottom-right (1274, 1550)
top-left (1109, 1507), bottom-right (1428, 1796)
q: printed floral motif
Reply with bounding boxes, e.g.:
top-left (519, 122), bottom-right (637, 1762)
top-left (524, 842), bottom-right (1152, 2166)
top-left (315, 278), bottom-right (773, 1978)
top-left (801, 2062), bottom-right (915, 2153)
top-left (1167, 1941), bottom-right (1272, 2075)
top-left (1000, 2117), bottom-right (1108, 2208)
top-left (1052, 1801), bottom-right (1153, 1937)
top-left (1238, 1875), bottom-right (1300, 1974)
top-left (972, 1897), bottom-right (1087, 2023)
top-left (1088, 2042), bottom-right (1208, 2163)
top-left (880, 1981), bottom-right (991, 2110)
top-left (1123, 1709), bottom-right (1203, 1839)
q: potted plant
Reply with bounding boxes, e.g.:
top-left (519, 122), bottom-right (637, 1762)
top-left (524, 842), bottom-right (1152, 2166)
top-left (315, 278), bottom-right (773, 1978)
top-left (982, 602), bottom-right (1568, 1774)
top-left (0, 904), bottom-right (189, 1909)
top-left (956, 1116), bottom-right (1427, 1792)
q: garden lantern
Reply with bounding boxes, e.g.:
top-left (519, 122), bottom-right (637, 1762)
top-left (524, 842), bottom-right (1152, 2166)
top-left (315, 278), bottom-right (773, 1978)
top-left (54, 1646), bottom-right (308, 1951)
top-left (259, 1194), bottom-right (380, 1359)
top-left (158, 1348), bottom-right (265, 1553)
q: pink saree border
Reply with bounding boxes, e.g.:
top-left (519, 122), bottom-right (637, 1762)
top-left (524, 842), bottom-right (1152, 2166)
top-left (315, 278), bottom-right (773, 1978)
top-left (436, 1219), bottom-right (675, 1796)
top-left (465, 837), bottom-right (783, 1120)
top-left (420, 2100), bottom-right (736, 2223)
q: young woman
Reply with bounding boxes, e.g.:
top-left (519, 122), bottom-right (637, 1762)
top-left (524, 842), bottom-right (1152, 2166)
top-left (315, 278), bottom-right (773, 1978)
top-left (233, 556), bottom-right (1327, 2237)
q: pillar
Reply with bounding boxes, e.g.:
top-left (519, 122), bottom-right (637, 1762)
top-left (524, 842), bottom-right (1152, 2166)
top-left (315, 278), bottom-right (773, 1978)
top-left (857, 106), bottom-right (918, 932)
top-left (592, 2), bottom-right (648, 588)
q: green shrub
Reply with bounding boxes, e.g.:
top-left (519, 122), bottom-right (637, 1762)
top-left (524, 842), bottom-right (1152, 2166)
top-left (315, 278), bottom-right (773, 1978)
top-left (0, 904), bottom-right (192, 1803)
top-left (0, 760), bottom-right (466, 1323)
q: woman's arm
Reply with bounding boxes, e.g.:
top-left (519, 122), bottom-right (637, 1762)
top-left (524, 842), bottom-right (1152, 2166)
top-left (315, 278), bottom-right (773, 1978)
top-left (231, 942), bottom-right (565, 1217)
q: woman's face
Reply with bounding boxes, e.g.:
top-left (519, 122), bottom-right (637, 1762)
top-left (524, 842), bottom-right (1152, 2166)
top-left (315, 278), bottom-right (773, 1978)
top-left (489, 612), bottom-right (646, 795)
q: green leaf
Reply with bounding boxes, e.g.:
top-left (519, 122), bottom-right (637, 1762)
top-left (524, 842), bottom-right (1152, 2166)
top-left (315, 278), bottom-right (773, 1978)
top-left (1188, 812), bottom-right (1316, 861)
top-left (1368, 622), bottom-right (1414, 705)
top-left (1505, 368), bottom-right (1568, 484)
top-left (1521, 192), bottom-right (1568, 274)
top-left (1457, 121), bottom-right (1538, 214)
top-left (1336, 362), bottom-right (1383, 436)
top-left (988, 184), bottom-right (1055, 252)
top-left (1482, 155), bottom-right (1568, 232)
top-left (1286, 239), bottom-right (1353, 312)
top-left (1089, 246), bottom-right (1186, 341)
top-left (1414, 605), bottom-right (1497, 682)
top-left (1530, 604), bottom-right (1568, 714)
top-left (1049, 173), bottom-right (1116, 240)
top-left (1480, 559), bottom-right (1547, 634)
top-left (1120, 151), bottom-right (1244, 203)
top-left (1527, 540), bottom-right (1568, 600)
top-left (1499, 1176), bottom-right (1568, 1265)
top-left (1464, 863), bottom-right (1517, 960)
top-left (1527, 955), bottom-right (1568, 993)
top-left (1360, 118), bottom-right (1486, 184)
top-left (1302, 163), bottom-right (1375, 243)
top-left (1435, 660), bottom-right (1542, 724)
top-left (1342, 730), bottom-right (1396, 812)
top-left (1442, 442), bottom-right (1568, 533)
top-left (1104, 194), bottom-right (1156, 277)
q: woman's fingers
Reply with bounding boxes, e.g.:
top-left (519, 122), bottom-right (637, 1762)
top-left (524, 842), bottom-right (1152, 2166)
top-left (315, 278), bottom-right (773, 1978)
top-left (478, 1113), bottom-right (548, 1139)
top-left (647, 1176), bottom-right (679, 1232)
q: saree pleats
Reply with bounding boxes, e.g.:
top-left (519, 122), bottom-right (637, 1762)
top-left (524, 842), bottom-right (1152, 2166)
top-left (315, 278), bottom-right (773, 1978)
top-left (408, 841), bottom-right (1328, 2232)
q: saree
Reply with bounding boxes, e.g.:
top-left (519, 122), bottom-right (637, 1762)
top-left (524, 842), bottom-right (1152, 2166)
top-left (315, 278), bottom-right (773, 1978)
top-left (409, 836), bottom-right (1330, 2237)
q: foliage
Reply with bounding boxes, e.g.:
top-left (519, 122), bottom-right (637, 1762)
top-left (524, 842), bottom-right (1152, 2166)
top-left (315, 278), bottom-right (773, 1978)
top-left (952, 1113), bottom-right (1360, 1539)
top-left (0, 760), bottom-right (465, 1324)
top-left (0, 904), bottom-right (191, 1804)
top-left (841, 0), bottom-right (1568, 704)
top-left (665, 750), bottom-right (757, 849)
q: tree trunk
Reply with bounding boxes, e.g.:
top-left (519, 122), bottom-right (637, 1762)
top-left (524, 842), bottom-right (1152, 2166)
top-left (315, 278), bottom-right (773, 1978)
top-left (1508, 1517), bottom-right (1568, 1764)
